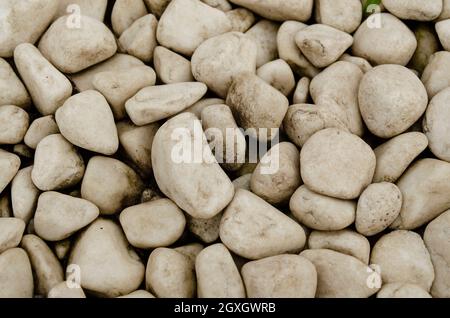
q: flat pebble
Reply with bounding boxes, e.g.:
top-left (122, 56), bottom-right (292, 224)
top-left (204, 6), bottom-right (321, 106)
top-left (0, 248), bottom-right (33, 298)
top-left (0, 58), bottom-right (30, 109)
top-left (24, 116), bottom-right (60, 150)
top-left (0, 217), bottom-right (26, 254)
top-left (153, 46), bottom-right (194, 84)
top-left (229, 0), bottom-right (313, 22)
top-left (0, 105), bottom-right (29, 144)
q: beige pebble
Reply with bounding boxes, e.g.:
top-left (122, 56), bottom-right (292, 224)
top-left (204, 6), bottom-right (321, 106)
top-left (290, 185), bottom-right (356, 231)
top-left (338, 54), bottom-right (372, 73)
top-left (226, 8), bottom-right (255, 33)
top-left (0, 217), bottom-right (26, 254)
top-left (0, 248), bottom-right (33, 298)
top-left (175, 243), bottom-right (204, 263)
top-left (232, 174), bottom-right (252, 191)
top-left (308, 230), bottom-right (370, 264)
top-left (191, 32), bottom-right (257, 98)
top-left (295, 24), bottom-right (353, 68)
top-left (93, 66), bottom-right (156, 120)
top-left (242, 254), bottom-right (317, 298)
top-left (0, 193), bottom-right (12, 218)
top-left (111, 0), bottom-right (148, 36)
top-left (144, 0), bottom-right (171, 17)
top-left (31, 134), bottom-right (85, 191)
top-left (373, 132), bottom-right (428, 183)
top-left (220, 189), bottom-right (306, 260)
top-left (126, 82), bottom-right (207, 126)
top-left (14, 43), bottom-right (72, 116)
top-left (153, 46), bottom-right (194, 84)
top-left (421, 51), bottom-right (450, 98)
top-left (229, 0), bottom-right (313, 22)
top-left (24, 116), bottom-right (59, 150)
top-left (0, 105), bottom-right (29, 144)
top-left (188, 213), bottom-right (222, 244)
top-left (377, 283), bottom-right (431, 298)
top-left (300, 128), bottom-right (375, 200)
top-left (383, 0), bottom-right (443, 21)
top-left (202, 0), bottom-right (232, 11)
top-left (157, 0), bottom-right (232, 56)
top-left (54, 239), bottom-right (71, 261)
top-left (424, 210), bottom-right (450, 298)
top-left (119, 198), bottom-right (186, 249)
top-left (69, 218), bottom-right (145, 297)
top-left (371, 230), bottom-right (434, 291)
top-left (0, 58), bottom-right (30, 109)
top-left (410, 24), bottom-right (440, 74)
top-left (56, 90), bottom-right (119, 155)
top-left (359, 64), bottom-right (428, 138)
top-left (293, 77), bottom-right (310, 104)
top-left (119, 14), bottom-right (158, 63)
top-left (151, 113), bottom-right (235, 219)
top-left (391, 159), bottom-right (450, 230)
top-left (250, 142), bottom-right (301, 205)
top-left (256, 59), bottom-right (296, 96)
top-left (0, 149), bottom-right (20, 194)
top-left (21, 234), bottom-right (64, 296)
top-left (300, 249), bottom-right (380, 298)
top-left (81, 156), bottom-right (144, 215)
top-left (183, 98), bottom-right (225, 119)
top-left (11, 166), bottom-right (39, 223)
top-left (352, 13), bottom-right (417, 66)
top-left (226, 73), bottom-right (289, 141)
top-left (47, 281), bottom-right (86, 298)
top-left (439, 0), bottom-right (450, 19)
top-left (196, 243), bottom-right (246, 298)
top-left (146, 247), bottom-right (196, 298)
top-left (39, 15), bottom-right (117, 74)
top-left (246, 20), bottom-right (279, 67)
top-left (34, 192), bottom-right (99, 241)
top-left (55, 0), bottom-right (108, 22)
top-left (315, 0), bottom-right (362, 33)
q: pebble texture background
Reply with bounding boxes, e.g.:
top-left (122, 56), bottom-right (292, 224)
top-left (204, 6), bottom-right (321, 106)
top-left (0, 0), bottom-right (450, 299)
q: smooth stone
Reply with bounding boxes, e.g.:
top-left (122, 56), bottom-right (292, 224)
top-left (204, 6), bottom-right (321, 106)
top-left (21, 234), bottom-right (64, 296)
top-left (191, 32), bottom-right (257, 98)
top-left (47, 281), bottom-right (86, 298)
top-left (439, 0), bottom-right (450, 20)
top-left (377, 283), bottom-right (431, 298)
top-left (436, 19), bottom-right (450, 51)
top-left (295, 24), bottom-right (353, 68)
top-left (245, 20), bottom-right (279, 67)
top-left (391, 159), bottom-right (450, 230)
top-left (144, 0), bottom-right (172, 17)
top-left (31, 134), bottom-right (85, 191)
top-left (242, 254), bottom-right (317, 298)
top-left (315, 0), bottom-right (362, 33)
top-left (226, 8), bottom-right (255, 33)
top-left (277, 21), bottom-right (319, 78)
top-left (300, 128), bottom-right (375, 200)
top-left (118, 14), bottom-right (158, 63)
top-left (54, 239), bottom-right (71, 261)
top-left (196, 243), bottom-right (246, 298)
top-left (424, 210), bottom-right (450, 298)
top-left (293, 77), bottom-right (310, 104)
top-left (0, 248), bottom-right (33, 298)
top-left (81, 156), bottom-right (144, 215)
top-left (310, 61), bottom-right (365, 136)
top-left (153, 46), bottom-right (194, 84)
top-left (356, 182), bottom-right (402, 236)
top-left (0, 105), bottom-right (29, 144)
top-left (174, 243), bottom-right (204, 263)
top-left (69, 219), bottom-right (145, 297)
top-left (34, 192), bottom-right (99, 241)
top-left (111, 0), bottom-right (148, 36)
top-left (125, 82), bottom-right (207, 125)
top-left (55, 0), bottom-right (108, 21)
top-left (372, 132), bottom-right (428, 183)
top-left (24, 116), bottom-right (59, 150)
top-left (116, 121), bottom-right (159, 177)
top-left (232, 174), bottom-right (252, 191)
top-left (38, 15), bottom-right (117, 74)
top-left (157, 0), bottom-right (232, 56)
top-left (226, 73), bottom-right (289, 141)
top-left (300, 249), bottom-right (380, 298)
top-left (421, 51), bottom-right (450, 98)
top-left (11, 166), bottom-right (39, 223)
top-left (56, 90), bottom-right (119, 155)
top-left (383, 0), bottom-right (443, 21)
top-left (183, 98), bottom-right (225, 118)
top-left (290, 185), bottom-right (356, 231)
top-left (151, 113), bottom-right (235, 219)
top-left (0, 193), bottom-right (12, 217)
top-left (0, 149), bottom-right (20, 194)
top-left (228, 0), bottom-right (313, 22)
top-left (93, 66), bottom-right (156, 120)
top-left (202, 0), bottom-right (232, 11)
top-left (423, 87), bottom-right (450, 162)
top-left (308, 230), bottom-right (370, 264)
top-left (14, 43), bottom-right (72, 116)
top-left (219, 189), bottom-right (306, 260)
top-left (250, 142), bottom-right (301, 205)
top-left (0, 0), bottom-right (59, 58)
top-left (283, 103), bottom-right (349, 147)
top-left (188, 213), bottom-right (222, 244)
top-left (339, 54), bottom-right (372, 73)
top-left (146, 247), bottom-right (196, 298)
top-left (352, 13), bottom-right (417, 66)
top-left (359, 65), bottom-right (428, 138)
top-left (256, 59), bottom-right (296, 96)
top-left (410, 24), bottom-right (440, 74)
top-left (118, 290), bottom-right (155, 298)
top-left (371, 230), bottom-right (434, 291)
top-left (119, 199), bottom-right (186, 249)
top-left (0, 217), bottom-right (26, 254)
top-left (0, 58), bottom-right (30, 108)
